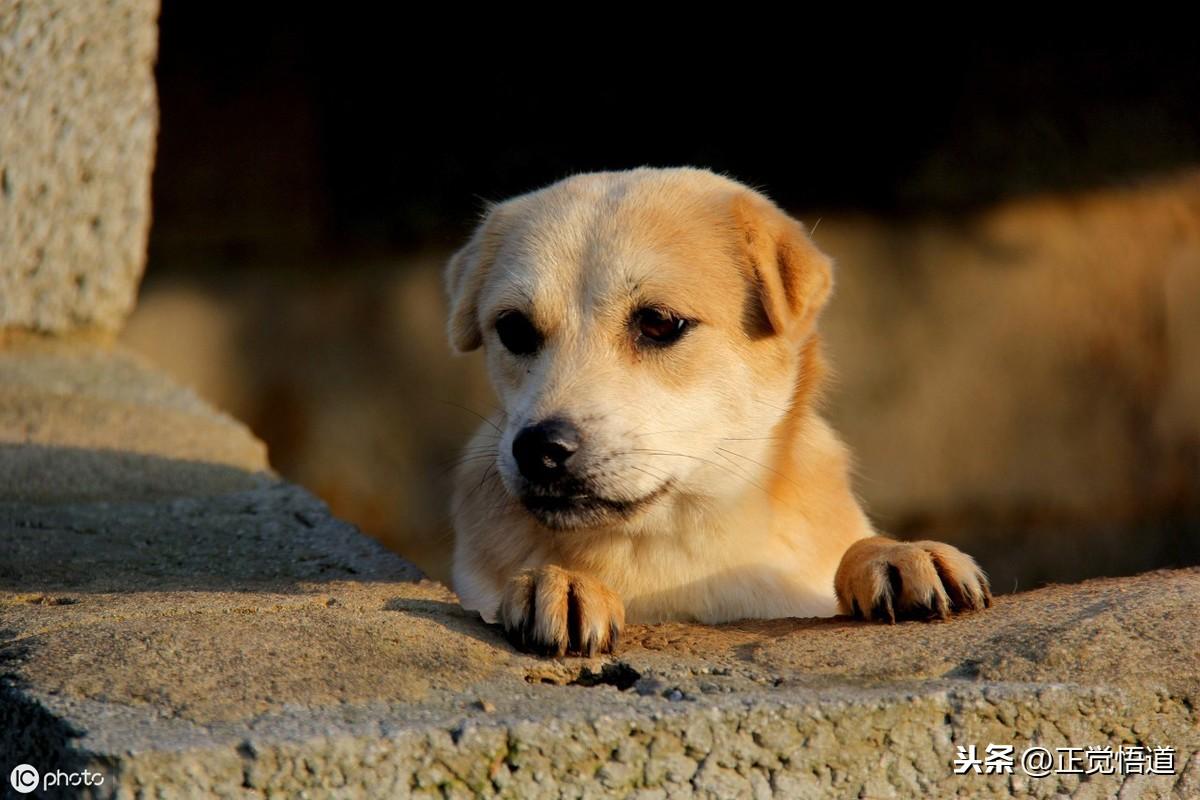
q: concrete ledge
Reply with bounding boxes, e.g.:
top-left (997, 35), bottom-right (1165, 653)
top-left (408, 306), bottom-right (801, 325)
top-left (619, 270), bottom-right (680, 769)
top-left (0, 347), bottom-right (1197, 798)
top-left (0, 338), bottom-right (267, 502)
top-left (3, 540), bottom-right (1198, 798)
top-left (3, 508), bottom-right (1198, 798)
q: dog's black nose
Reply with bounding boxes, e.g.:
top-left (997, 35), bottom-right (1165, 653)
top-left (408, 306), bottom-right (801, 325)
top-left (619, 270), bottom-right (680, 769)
top-left (512, 419), bottom-right (580, 482)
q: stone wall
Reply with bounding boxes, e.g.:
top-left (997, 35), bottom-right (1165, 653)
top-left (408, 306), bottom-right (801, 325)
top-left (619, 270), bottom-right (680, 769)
top-left (0, 0), bottom-right (158, 334)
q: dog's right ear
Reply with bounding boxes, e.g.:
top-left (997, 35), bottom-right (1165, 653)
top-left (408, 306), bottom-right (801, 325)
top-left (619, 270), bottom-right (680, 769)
top-left (445, 202), bottom-right (512, 353)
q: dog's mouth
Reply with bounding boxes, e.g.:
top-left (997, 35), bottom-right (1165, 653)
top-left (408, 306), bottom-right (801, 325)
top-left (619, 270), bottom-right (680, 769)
top-left (519, 480), bottom-right (673, 530)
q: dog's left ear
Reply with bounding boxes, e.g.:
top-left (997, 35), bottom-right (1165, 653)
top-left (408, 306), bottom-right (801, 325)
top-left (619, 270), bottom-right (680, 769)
top-left (732, 192), bottom-right (833, 341)
top-left (445, 202), bottom-right (513, 353)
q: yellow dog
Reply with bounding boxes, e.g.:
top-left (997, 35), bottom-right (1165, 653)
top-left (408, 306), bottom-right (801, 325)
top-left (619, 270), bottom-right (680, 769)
top-left (446, 167), bottom-right (991, 656)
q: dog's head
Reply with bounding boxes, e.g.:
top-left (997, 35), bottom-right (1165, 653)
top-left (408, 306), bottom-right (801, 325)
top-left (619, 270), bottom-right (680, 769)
top-left (445, 168), bottom-right (832, 531)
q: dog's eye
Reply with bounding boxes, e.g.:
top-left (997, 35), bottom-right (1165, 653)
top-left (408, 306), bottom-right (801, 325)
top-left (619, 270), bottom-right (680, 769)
top-left (495, 311), bottom-right (542, 355)
top-left (634, 307), bottom-right (690, 347)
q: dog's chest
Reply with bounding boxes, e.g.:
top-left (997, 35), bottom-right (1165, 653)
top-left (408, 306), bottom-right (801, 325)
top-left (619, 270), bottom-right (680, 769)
top-left (559, 525), bottom-right (840, 624)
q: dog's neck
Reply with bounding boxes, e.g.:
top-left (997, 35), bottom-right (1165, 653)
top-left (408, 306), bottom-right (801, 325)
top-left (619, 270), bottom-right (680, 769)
top-left (764, 334), bottom-right (829, 489)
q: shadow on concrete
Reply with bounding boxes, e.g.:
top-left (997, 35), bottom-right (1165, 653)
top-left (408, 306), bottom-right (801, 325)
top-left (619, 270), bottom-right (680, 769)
top-left (0, 442), bottom-right (271, 504)
top-left (384, 586), bottom-right (868, 661)
top-left (382, 597), bottom-right (510, 650)
top-left (0, 444), bottom-right (421, 595)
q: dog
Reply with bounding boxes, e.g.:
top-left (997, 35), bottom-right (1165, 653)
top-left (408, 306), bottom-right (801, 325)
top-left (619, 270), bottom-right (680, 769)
top-left (445, 167), bottom-right (991, 657)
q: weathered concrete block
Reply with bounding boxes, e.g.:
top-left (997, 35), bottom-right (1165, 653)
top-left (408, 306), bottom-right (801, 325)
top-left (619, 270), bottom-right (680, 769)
top-left (0, 338), bottom-right (267, 502)
top-left (0, 0), bottom-right (159, 334)
top-left (0, 346), bottom-right (1196, 797)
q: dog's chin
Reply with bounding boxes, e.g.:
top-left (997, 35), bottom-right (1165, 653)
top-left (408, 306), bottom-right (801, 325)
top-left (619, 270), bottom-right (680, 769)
top-left (518, 482), bottom-right (672, 531)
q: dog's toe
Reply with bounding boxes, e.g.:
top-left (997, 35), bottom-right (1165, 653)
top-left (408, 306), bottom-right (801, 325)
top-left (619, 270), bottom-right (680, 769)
top-left (497, 566), bottom-right (624, 657)
top-left (836, 537), bottom-right (991, 623)
top-left (918, 539), bottom-right (993, 613)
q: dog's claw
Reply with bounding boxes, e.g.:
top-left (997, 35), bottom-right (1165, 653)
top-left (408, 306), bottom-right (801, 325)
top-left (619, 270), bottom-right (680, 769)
top-left (872, 583), bottom-right (897, 624)
top-left (497, 566), bottom-right (624, 657)
top-left (836, 537), bottom-right (991, 624)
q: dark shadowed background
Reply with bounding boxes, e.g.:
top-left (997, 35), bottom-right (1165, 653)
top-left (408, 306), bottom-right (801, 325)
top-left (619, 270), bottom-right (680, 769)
top-left (124, 9), bottom-right (1200, 591)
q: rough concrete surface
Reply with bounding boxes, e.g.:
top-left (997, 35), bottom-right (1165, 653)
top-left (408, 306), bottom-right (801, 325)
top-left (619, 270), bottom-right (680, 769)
top-left (0, 347), bottom-right (1196, 799)
top-left (0, 0), bottom-right (159, 333)
top-left (0, 338), bottom-right (266, 504)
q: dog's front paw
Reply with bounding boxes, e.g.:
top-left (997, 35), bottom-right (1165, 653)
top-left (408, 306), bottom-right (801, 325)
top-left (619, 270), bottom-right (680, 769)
top-left (497, 566), bottom-right (624, 657)
top-left (835, 537), bottom-right (992, 623)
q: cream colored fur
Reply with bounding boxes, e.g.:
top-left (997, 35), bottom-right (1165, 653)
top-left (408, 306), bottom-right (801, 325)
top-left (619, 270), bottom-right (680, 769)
top-left (445, 167), bottom-right (990, 656)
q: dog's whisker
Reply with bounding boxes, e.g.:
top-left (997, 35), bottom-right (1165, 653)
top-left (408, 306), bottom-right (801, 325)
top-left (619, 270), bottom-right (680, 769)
top-left (716, 446), bottom-right (803, 491)
top-left (711, 450), bottom-right (790, 506)
top-left (463, 467), bottom-right (519, 519)
top-left (627, 464), bottom-right (673, 490)
top-left (439, 447), bottom-right (501, 474)
top-left (452, 447), bottom-right (498, 460)
top-left (624, 448), bottom-right (775, 500)
top-left (474, 463), bottom-right (498, 496)
top-left (442, 454), bottom-right (498, 469)
top-left (623, 446), bottom-right (799, 511)
top-left (462, 434), bottom-right (503, 443)
top-left (748, 397), bottom-right (794, 414)
top-left (454, 441), bottom-right (502, 452)
top-left (442, 448), bottom-right (500, 462)
top-left (441, 400), bottom-right (505, 433)
top-left (631, 429), bottom-right (706, 439)
top-left (438, 459), bottom-right (495, 479)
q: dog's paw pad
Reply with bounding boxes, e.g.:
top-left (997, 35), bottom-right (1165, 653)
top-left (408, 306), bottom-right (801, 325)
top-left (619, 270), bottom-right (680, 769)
top-left (836, 538), bottom-right (991, 623)
top-left (497, 566), bottom-right (624, 657)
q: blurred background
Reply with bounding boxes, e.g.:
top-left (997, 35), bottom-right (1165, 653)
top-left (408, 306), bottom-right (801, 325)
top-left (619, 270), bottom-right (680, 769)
top-left (122, 9), bottom-right (1200, 593)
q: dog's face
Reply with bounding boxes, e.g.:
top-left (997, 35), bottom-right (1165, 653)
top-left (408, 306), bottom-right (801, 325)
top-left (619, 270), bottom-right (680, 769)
top-left (446, 169), bottom-right (832, 531)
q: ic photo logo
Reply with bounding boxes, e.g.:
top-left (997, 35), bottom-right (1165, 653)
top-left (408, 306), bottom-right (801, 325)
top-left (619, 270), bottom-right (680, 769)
top-left (8, 763), bottom-right (105, 794)
top-left (9, 764), bottom-right (38, 794)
